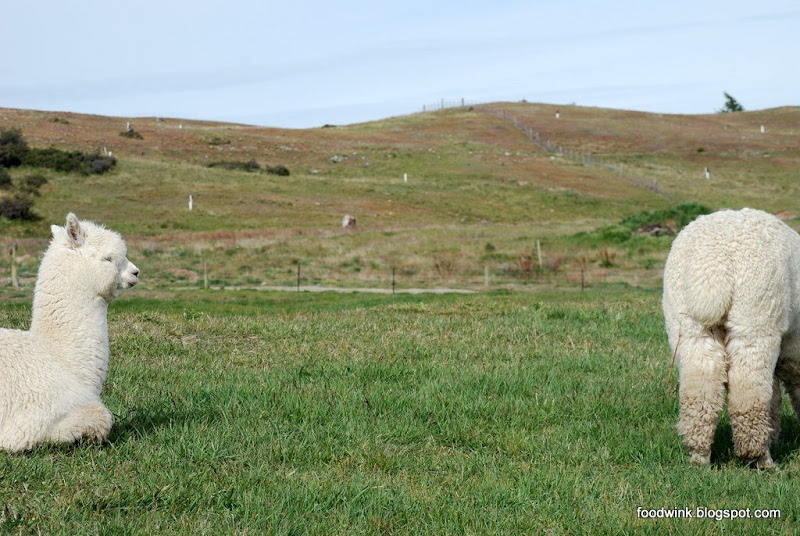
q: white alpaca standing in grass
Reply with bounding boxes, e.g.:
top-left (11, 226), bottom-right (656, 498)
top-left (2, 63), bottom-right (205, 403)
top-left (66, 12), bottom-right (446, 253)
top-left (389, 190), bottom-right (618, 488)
top-left (0, 214), bottom-right (139, 452)
top-left (663, 208), bottom-right (800, 469)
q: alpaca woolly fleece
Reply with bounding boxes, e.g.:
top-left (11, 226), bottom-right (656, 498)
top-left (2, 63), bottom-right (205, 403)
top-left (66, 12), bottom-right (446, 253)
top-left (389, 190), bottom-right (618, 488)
top-left (0, 214), bottom-right (139, 452)
top-left (663, 208), bottom-right (800, 468)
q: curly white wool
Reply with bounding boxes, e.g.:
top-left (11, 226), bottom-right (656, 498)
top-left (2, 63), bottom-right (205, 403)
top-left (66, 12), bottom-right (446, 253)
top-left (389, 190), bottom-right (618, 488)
top-left (0, 214), bottom-right (139, 452)
top-left (663, 208), bottom-right (800, 468)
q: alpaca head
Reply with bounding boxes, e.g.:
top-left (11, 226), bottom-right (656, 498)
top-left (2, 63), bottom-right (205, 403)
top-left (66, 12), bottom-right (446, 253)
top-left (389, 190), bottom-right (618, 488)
top-left (48, 213), bottom-right (139, 301)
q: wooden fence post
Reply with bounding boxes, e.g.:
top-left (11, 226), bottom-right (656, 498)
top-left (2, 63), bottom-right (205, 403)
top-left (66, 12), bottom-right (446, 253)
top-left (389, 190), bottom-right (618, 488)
top-left (10, 243), bottom-right (19, 288)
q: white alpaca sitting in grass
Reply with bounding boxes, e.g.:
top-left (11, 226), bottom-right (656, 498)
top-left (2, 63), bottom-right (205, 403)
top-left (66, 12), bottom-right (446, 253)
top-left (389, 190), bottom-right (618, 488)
top-left (663, 208), bottom-right (800, 469)
top-left (0, 214), bottom-right (139, 452)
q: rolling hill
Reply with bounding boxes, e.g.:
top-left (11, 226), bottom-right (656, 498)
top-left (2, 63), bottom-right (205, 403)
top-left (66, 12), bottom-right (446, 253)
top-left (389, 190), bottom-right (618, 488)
top-left (1, 102), bottom-right (799, 290)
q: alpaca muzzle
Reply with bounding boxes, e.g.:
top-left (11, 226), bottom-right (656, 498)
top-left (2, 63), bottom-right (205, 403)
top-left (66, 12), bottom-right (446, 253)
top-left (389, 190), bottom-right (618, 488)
top-left (122, 262), bottom-right (140, 288)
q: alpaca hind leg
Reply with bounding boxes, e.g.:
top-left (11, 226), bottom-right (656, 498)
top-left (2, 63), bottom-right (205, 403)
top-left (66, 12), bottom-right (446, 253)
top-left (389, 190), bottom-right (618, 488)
top-left (676, 331), bottom-right (728, 466)
top-left (768, 374), bottom-right (782, 447)
top-left (726, 335), bottom-right (781, 469)
top-left (776, 338), bottom-right (800, 419)
top-left (45, 402), bottom-right (113, 446)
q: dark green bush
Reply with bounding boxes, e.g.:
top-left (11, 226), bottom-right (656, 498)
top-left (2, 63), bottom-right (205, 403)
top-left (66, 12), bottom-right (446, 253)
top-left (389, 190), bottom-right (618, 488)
top-left (265, 165), bottom-right (290, 176)
top-left (119, 129), bottom-right (144, 140)
top-left (619, 202), bottom-right (711, 231)
top-left (23, 148), bottom-right (116, 175)
top-left (0, 128), bottom-right (117, 175)
top-left (0, 167), bottom-right (11, 190)
top-left (206, 159), bottom-right (261, 172)
top-left (0, 128), bottom-right (28, 168)
top-left (576, 203), bottom-right (712, 244)
top-left (89, 156), bottom-right (116, 174)
top-left (0, 192), bottom-right (35, 219)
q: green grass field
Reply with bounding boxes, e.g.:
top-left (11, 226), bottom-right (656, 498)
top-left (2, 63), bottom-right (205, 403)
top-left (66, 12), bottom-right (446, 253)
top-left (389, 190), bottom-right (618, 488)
top-left (3, 103), bottom-right (800, 534)
top-left (1, 288), bottom-right (798, 535)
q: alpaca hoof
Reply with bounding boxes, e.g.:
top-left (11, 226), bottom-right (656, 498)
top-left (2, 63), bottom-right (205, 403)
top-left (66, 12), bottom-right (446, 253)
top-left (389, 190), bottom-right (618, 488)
top-left (689, 452), bottom-right (711, 466)
top-left (83, 425), bottom-right (111, 444)
top-left (82, 408), bottom-right (113, 444)
top-left (753, 453), bottom-right (775, 470)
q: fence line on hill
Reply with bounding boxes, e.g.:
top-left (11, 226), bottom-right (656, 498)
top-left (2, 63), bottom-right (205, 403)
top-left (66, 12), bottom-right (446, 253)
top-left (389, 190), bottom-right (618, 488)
top-left (417, 99), bottom-right (676, 201)
top-left (473, 105), bottom-right (676, 201)
top-left (421, 98), bottom-right (479, 113)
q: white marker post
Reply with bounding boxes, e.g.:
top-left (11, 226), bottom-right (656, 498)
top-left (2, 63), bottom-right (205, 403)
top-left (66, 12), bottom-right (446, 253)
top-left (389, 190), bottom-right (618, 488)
top-left (536, 240), bottom-right (543, 271)
top-left (403, 173), bottom-right (408, 183)
top-left (189, 195), bottom-right (193, 211)
top-left (704, 167), bottom-right (710, 181)
top-left (761, 125), bottom-right (765, 134)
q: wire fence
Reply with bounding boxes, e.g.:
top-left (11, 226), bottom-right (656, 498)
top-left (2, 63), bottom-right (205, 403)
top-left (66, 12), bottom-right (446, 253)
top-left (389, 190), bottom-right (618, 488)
top-left (473, 105), bottom-right (676, 201)
top-left (417, 99), bottom-right (675, 201)
top-left (1, 238), bottom-right (662, 295)
top-left (421, 98), bottom-right (479, 113)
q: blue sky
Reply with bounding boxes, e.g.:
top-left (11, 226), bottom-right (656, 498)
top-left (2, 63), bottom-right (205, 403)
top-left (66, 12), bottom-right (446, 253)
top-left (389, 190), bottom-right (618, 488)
top-left (2, 1), bottom-right (797, 128)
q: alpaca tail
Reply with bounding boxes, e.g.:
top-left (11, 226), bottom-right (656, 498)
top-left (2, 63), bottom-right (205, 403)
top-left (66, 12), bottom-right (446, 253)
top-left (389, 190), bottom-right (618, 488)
top-left (681, 261), bottom-right (733, 329)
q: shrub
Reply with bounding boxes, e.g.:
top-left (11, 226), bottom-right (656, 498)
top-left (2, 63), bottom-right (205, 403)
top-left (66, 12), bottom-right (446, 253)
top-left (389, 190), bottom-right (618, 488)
top-left (619, 202), bottom-right (711, 232)
top-left (200, 135), bottom-right (231, 146)
top-left (432, 252), bottom-right (457, 277)
top-left (0, 128), bottom-right (116, 175)
top-left (0, 167), bottom-right (11, 190)
top-left (0, 192), bottom-right (35, 219)
top-left (265, 165), bottom-right (290, 176)
top-left (576, 203), bottom-right (712, 244)
top-left (0, 128), bottom-right (28, 168)
top-left (517, 249), bottom-right (534, 276)
top-left (23, 148), bottom-right (116, 175)
top-left (207, 159), bottom-right (261, 172)
top-left (89, 156), bottom-right (116, 174)
top-left (597, 247), bottom-right (616, 267)
top-left (18, 173), bottom-right (48, 195)
top-left (119, 129), bottom-right (144, 140)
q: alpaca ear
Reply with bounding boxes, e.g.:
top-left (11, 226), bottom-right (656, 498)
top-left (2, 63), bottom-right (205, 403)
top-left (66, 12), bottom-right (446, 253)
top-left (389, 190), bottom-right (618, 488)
top-left (51, 225), bottom-right (62, 239)
top-left (65, 213), bottom-right (85, 247)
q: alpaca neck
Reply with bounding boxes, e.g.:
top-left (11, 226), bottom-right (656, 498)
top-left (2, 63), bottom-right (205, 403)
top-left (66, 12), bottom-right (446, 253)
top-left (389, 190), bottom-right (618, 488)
top-left (30, 280), bottom-right (111, 391)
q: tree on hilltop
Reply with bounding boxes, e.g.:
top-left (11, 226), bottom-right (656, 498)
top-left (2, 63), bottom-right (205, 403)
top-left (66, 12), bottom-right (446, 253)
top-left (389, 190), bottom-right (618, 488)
top-left (719, 92), bottom-right (744, 113)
